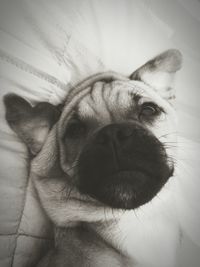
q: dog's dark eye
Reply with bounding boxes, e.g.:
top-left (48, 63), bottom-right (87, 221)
top-left (65, 119), bottom-right (86, 139)
top-left (139, 102), bottom-right (161, 118)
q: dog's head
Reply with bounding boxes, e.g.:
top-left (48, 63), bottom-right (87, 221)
top-left (4, 49), bottom-right (182, 211)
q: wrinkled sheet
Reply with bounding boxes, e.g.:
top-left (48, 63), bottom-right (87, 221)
top-left (0, 0), bottom-right (200, 267)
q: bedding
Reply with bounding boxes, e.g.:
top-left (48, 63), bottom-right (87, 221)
top-left (0, 0), bottom-right (200, 266)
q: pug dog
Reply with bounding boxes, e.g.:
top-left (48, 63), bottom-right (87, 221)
top-left (4, 49), bottom-right (182, 267)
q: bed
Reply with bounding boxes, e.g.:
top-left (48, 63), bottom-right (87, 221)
top-left (0, 1), bottom-right (200, 266)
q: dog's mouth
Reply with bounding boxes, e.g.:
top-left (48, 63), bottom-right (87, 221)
top-left (78, 168), bottom-right (172, 210)
top-left (107, 170), bottom-right (149, 196)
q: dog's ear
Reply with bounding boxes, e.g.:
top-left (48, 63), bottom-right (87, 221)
top-left (130, 49), bottom-right (182, 102)
top-left (4, 94), bottom-right (62, 155)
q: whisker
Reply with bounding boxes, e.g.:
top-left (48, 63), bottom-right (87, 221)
top-left (65, 184), bottom-right (74, 201)
top-left (162, 141), bottom-right (178, 144)
top-left (158, 132), bottom-right (178, 139)
top-left (65, 161), bottom-right (79, 173)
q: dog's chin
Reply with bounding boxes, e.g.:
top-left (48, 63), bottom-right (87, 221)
top-left (78, 170), bottom-right (169, 210)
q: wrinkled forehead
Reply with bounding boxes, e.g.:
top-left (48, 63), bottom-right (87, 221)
top-left (58, 79), bottom-right (173, 133)
top-left (77, 80), bottom-right (162, 120)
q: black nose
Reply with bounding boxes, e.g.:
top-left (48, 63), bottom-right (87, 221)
top-left (78, 122), bottom-right (172, 210)
top-left (95, 123), bottom-right (136, 147)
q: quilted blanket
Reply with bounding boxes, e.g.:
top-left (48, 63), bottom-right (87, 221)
top-left (0, 1), bottom-right (200, 267)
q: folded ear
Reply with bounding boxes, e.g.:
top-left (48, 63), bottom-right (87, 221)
top-left (4, 94), bottom-right (62, 155)
top-left (130, 49), bottom-right (182, 102)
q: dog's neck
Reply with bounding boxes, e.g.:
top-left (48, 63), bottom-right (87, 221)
top-left (51, 177), bottom-right (179, 267)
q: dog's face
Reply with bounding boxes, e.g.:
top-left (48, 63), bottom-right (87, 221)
top-left (58, 80), bottom-right (176, 210)
top-left (4, 49), bottom-right (182, 212)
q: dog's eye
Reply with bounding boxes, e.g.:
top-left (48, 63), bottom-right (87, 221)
top-left (65, 119), bottom-right (86, 139)
top-left (139, 102), bottom-right (160, 117)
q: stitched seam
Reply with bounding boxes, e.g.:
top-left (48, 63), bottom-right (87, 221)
top-left (23, 1), bottom-right (71, 67)
top-left (47, 36), bottom-right (71, 104)
top-left (0, 233), bottom-right (52, 241)
top-left (10, 169), bottom-right (31, 267)
top-left (0, 48), bottom-right (67, 90)
top-left (47, 34), bottom-right (71, 104)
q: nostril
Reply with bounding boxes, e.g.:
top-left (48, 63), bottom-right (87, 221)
top-left (117, 127), bottom-right (133, 140)
top-left (95, 124), bottom-right (135, 146)
top-left (96, 132), bottom-right (108, 145)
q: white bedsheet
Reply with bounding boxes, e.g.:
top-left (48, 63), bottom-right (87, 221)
top-left (0, 1), bottom-right (200, 266)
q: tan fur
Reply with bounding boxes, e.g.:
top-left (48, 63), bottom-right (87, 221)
top-left (5, 50), bottom-right (182, 267)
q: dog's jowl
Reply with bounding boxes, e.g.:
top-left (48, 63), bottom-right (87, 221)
top-left (4, 49), bottom-right (182, 267)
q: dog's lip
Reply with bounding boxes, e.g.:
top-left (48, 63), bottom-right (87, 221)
top-left (70, 195), bottom-right (102, 206)
top-left (108, 169), bottom-right (149, 180)
top-left (111, 169), bottom-right (143, 174)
